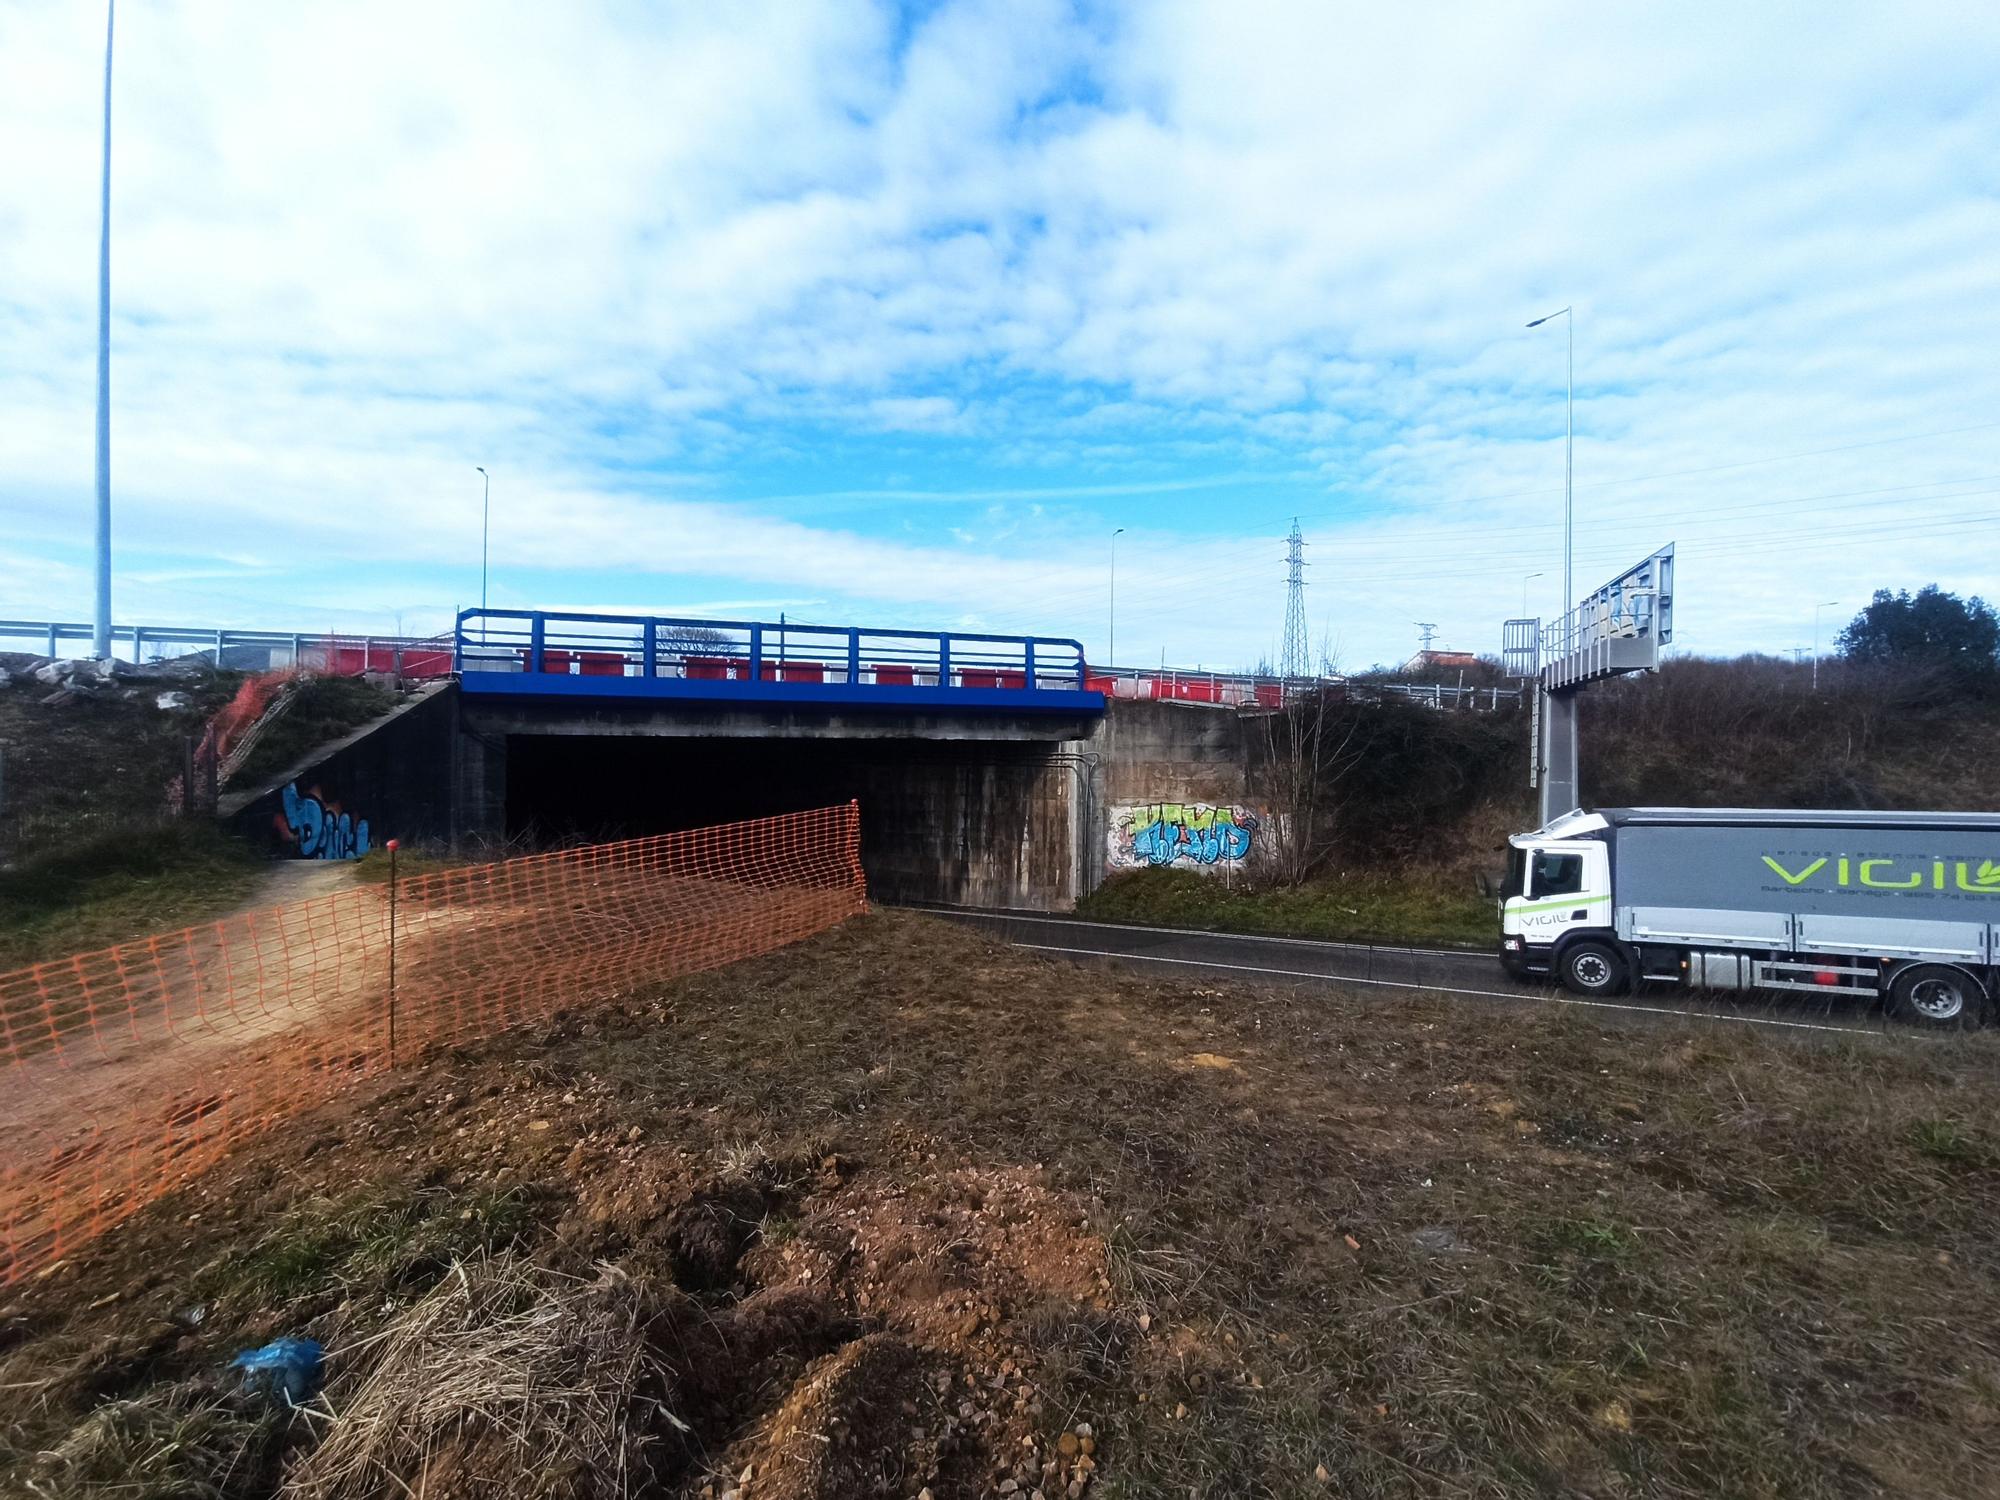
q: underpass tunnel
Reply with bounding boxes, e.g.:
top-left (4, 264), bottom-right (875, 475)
top-left (501, 733), bottom-right (1081, 907)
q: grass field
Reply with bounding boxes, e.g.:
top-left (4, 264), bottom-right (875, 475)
top-left (0, 820), bottom-right (264, 971)
top-left (4, 911), bottom-right (1997, 1499)
top-left (1078, 865), bottom-right (1498, 946)
top-left (0, 668), bottom-right (401, 973)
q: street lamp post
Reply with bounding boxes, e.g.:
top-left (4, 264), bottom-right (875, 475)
top-left (1521, 570), bottom-right (1544, 619)
top-left (1812, 599), bottom-right (1840, 692)
top-left (474, 466), bottom-right (490, 645)
top-left (475, 465), bottom-right (490, 609)
top-left (92, 0), bottom-right (116, 660)
top-left (1109, 528), bottom-right (1125, 669)
top-left (1526, 307), bottom-right (1572, 648)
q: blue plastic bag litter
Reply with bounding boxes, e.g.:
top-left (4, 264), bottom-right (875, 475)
top-left (230, 1337), bottom-right (324, 1406)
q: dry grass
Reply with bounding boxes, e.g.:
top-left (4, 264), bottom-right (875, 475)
top-left (291, 1254), bottom-right (671, 1500)
top-left (27, 1386), bottom-right (279, 1499)
top-left (4, 911), bottom-right (1999, 1499)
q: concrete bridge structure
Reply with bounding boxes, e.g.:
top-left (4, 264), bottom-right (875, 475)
top-left (218, 608), bottom-right (1365, 907)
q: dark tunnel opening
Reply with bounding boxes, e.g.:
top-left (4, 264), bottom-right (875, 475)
top-left (502, 734), bottom-right (1076, 906)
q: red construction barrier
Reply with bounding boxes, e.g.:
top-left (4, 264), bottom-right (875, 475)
top-left (400, 648), bottom-right (454, 679)
top-left (757, 661), bottom-right (827, 683)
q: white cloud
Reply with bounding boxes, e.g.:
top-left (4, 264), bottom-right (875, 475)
top-left (2, 0), bottom-right (1997, 670)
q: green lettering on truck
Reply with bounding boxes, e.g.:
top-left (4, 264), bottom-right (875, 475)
top-left (1761, 856), bottom-right (1827, 885)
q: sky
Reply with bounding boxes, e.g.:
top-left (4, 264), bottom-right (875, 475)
top-left (3, 0), bottom-right (1998, 672)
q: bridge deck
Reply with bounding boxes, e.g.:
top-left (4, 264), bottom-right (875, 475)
top-left (454, 609), bottom-right (1103, 715)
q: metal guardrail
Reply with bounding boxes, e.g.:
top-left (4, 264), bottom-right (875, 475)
top-left (0, 619), bottom-right (452, 676)
top-left (1088, 663), bottom-right (1521, 710)
top-left (3, 616), bottom-right (1513, 709)
top-left (453, 608), bottom-right (1095, 705)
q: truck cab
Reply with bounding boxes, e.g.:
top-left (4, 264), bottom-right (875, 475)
top-left (1499, 813), bottom-right (1614, 984)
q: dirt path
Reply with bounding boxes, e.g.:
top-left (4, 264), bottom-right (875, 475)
top-left (232, 857), bottom-right (363, 914)
top-left (0, 866), bottom-right (859, 1284)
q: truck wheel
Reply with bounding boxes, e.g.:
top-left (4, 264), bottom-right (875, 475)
top-left (1559, 941), bottom-right (1629, 997)
top-left (1888, 965), bottom-right (1984, 1029)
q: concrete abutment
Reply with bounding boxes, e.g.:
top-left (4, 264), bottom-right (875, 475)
top-left (229, 686), bottom-right (1267, 909)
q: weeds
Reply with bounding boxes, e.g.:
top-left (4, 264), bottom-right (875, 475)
top-left (0, 821), bottom-right (262, 970)
top-left (1078, 865), bottom-right (1495, 946)
top-left (198, 1185), bottom-right (537, 1308)
top-left (1910, 1116), bottom-right (1996, 1167)
top-left (7, 912), bottom-right (2000, 1499)
top-left (1542, 1216), bottom-right (1636, 1258)
top-left (27, 1386), bottom-right (281, 1500)
top-left (228, 677), bottom-right (400, 788)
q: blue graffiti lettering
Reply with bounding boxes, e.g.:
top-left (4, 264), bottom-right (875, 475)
top-left (279, 782), bottom-right (371, 861)
top-left (1122, 804), bottom-right (1258, 868)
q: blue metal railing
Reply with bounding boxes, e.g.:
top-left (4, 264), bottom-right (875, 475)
top-left (452, 609), bottom-right (1091, 697)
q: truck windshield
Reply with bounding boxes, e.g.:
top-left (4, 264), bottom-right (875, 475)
top-left (1501, 847), bottom-right (1527, 899)
top-left (1531, 852), bottom-right (1584, 898)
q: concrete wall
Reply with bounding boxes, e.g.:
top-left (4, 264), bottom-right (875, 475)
top-left (852, 747), bottom-right (1085, 908)
top-left (1069, 700), bottom-right (1271, 892)
top-left (216, 685), bottom-right (1260, 906)
top-left (222, 684), bottom-right (458, 859)
top-left (454, 695), bottom-right (1098, 909)
top-left (483, 731), bottom-right (1082, 909)
top-left (458, 697), bottom-right (1099, 744)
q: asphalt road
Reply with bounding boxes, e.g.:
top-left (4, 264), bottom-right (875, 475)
top-left (911, 906), bottom-right (1905, 1038)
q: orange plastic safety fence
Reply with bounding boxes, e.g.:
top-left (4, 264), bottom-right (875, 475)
top-left (0, 803), bottom-right (866, 1285)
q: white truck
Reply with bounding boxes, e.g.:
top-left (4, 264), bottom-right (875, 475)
top-left (1499, 807), bottom-right (2000, 1027)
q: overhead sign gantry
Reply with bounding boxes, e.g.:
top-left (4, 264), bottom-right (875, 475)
top-left (1503, 544), bottom-right (1674, 825)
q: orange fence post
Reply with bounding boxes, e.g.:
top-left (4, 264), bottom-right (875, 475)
top-left (846, 798), bottom-right (868, 914)
top-left (386, 838), bottom-right (400, 1068)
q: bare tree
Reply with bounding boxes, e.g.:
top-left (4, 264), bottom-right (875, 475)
top-left (657, 624), bottom-right (734, 656)
top-left (1257, 641), bottom-right (1365, 884)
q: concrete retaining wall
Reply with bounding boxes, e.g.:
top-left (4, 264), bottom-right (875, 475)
top-left (1068, 700), bottom-right (1272, 891)
top-left (221, 685), bottom-right (458, 859)
top-left (216, 684), bottom-right (1264, 906)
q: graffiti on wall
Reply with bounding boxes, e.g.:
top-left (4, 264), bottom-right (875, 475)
top-left (277, 782), bottom-right (371, 861)
top-left (1109, 802), bottom-right (1262, 871)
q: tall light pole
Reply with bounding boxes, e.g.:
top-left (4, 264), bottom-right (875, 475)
top-left (1108, 527), bottom-right (1125, 668)
top-left (92, 0), bottom-right (116, 660)
top-left (1521, 570), bottom-right (1544, 618)
top-left (475, 466), bottom-right (489, 614)
top-left (1812, 598), bottom-right (1840, 692)
top-left (1526, 306), bottom-right (1572, 648)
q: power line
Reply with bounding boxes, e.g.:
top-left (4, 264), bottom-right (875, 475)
top-left (1280, 518), bottom-right (1309, 680)
top-left (943, 468), bottom-right (2000, 633)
